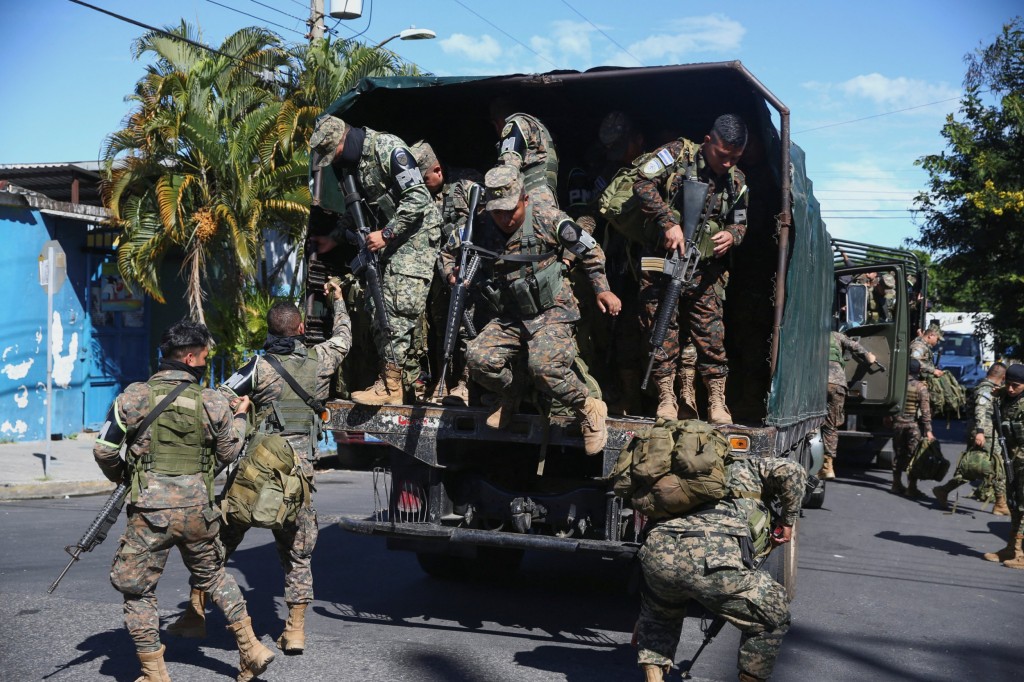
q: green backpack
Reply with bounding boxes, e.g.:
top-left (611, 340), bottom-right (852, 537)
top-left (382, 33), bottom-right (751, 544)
top-left (926, 372), bottom-right (966, 418)
top-left (222, 434), bottom-right (312, 529)
top-left (954, 446), bottom-right (995, 482)
top-left (611, 418), bottom-right (730, 519)
top-left (907, 437), bottom-right (950, 481)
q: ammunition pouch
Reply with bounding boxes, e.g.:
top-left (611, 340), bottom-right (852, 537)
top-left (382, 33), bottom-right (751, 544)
top-left (503, 260), bottom-right (564, 317)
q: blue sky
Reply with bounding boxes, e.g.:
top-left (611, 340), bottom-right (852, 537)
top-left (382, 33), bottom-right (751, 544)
top-left (0, 0), bottom-right (1018, 248)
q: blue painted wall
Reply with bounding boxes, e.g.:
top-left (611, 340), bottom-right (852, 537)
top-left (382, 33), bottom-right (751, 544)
top-left (0, 206), bottom-right (149, 441)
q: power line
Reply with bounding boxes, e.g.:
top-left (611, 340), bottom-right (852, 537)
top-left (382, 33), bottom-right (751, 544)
top-left (558, 0), bottom-right (643, 67)
top-left (451, 0), bottom-right (559, 70)
top-left (68, 0), bottom-right (284, 82)
top-left (205, 0), bottom-right (307, 37)
top-left (795, 94), bottom-right (967, 134)
top-left (246, 0), bottom-right (307, 26)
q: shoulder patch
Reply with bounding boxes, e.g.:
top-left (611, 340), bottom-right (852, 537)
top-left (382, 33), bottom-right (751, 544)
top-left (656, 148), bottom-right (675, 166)
top-left (641, 156), bottom-right (665, 178)
top-left (501, 122), bottom-right (513, 137)
top-left (393, 148), bottom-right (410, 167)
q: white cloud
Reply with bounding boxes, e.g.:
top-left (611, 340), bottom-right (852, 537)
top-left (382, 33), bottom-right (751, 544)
top-left (627, 15), bottom-right (745, 64)
top-left (440, 33), bottom-right (502, 63)
top-left (838, 73), bottom-right (960, 111)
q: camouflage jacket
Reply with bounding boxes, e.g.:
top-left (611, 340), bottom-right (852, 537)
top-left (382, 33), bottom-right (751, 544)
top-left (220, 300), bottom-right (351, 477)
top-left (896, 378), bottom-right (932, 433)
top-left (971, 378), bottom-right (999, 439)
top-left (910, 337), bottom-right (937, 375)
top-left (829, 331), bottom-right (872, 386)
top-left (1001, 393), bottom-right (1024, 460)
top-left (633, 138), bottom-right (748, 260)
top-left (93, 370), bottom-right (246, 509)
top-left (493, 199), bottom-right (610, 334)
top-left (438, 212), bottom-right (508, 284)
top-left (332, 127), bottom-right (442, 280)
top-left (497, 112), bottom-right (557, 184)
top-left (651, 456), bottom-right (806, 541)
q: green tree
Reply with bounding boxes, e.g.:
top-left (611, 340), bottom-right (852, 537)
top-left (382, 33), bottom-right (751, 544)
top-left (914, 17), bottom-right (1024, 355)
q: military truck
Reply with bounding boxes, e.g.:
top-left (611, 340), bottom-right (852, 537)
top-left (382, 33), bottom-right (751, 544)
top-left (830, 238), bottom-right (929, 468)
top-left (308, 62), bottom-right (834, 596)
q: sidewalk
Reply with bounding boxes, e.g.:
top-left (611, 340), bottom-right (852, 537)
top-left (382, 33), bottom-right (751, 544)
top-left (0, 433), bottom-right (115, 501)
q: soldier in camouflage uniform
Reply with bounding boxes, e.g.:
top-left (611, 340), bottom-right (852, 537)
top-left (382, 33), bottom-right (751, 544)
top-left (168, 283), bottom-right (351, 655)
top-left (465, 166), bottom-right (620, 455)
top-left (636, 452), bottom-right (806, 682)
top-left (309, 116), bottom-right (442, 405)
top-left (409, 141), bottom-right (484, 405)
top-left (821, 331), bottom-right (877, 479)
top-left (892, 359), bottom-right (934, 497)
top-left (635, 114), bottom-right (749, 425)
top-left (93, 320), bottom-right (274, 682)
top-left (490, 97), bottom-right (559, 209)
top-left (934, 363), bottom-right (1008, 514)
top-left (910, 323), bottom-right (944, 378)
top-left (983, 363), bottom-right (1024, 569)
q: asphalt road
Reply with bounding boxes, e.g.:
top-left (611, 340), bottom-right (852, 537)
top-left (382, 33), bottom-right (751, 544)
top-left (1, 422), bottom-right (1021, 682)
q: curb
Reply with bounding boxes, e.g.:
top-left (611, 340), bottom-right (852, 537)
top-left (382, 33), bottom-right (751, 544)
top-left (0, 480), bottom-right (117, 501)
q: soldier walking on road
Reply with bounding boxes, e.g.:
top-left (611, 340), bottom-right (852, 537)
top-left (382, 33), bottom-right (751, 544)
top-left (635, 449), bottom-right (806, 682)
top-left (465, 166), bottom-right (620, 455)
top-left (308, 116), bottom-right (441, 406)
top-left (933, 363), bottom-right (1009, 514)
top-left (168, 282), bottom-right (351, 655)
top-left (982, 363), bottom-right (1024, 569)
top-left (821, 330), bottom-right (877, 479)
top-left (892, 358), bottom-right (934, 498)
top-left (93, 320), bottom-right (274, 682)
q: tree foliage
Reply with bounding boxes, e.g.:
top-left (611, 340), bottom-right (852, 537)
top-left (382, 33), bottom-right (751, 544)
top-left (913, 17), bottom-right (1024, 355)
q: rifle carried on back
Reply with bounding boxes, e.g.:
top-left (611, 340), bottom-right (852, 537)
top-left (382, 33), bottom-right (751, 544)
top-left (435, 183), bottom-right (484, 399)
top-left (343, 174), bottom-right (397, 364)
top-left (640, 179), bottom-right (713, 390)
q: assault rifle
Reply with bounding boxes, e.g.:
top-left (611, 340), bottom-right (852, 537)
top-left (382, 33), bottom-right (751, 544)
top-left (434, 183), bottom-right (483, 399)
top-left (640, 179), bottom-right (713, 390)
top-left (48, 482), bottom-right (128, 594)
top-left (343, 174), bottom-right (397, 364)
top-left (993, 398), bottom-right (1016, 508)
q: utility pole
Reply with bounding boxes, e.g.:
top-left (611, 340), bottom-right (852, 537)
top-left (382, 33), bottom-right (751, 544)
top-left (309, 0), bottom-right (324, 42)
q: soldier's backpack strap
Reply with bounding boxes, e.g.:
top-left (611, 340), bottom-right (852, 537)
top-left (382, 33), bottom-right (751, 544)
top-left (262, 354), bottom-right (329, 422)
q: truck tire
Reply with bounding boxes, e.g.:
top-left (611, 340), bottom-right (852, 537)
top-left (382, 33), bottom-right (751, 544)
top-left (416, 547), bottom-right (524, 582)
top-left (803, 477), bottom-right (826, 509)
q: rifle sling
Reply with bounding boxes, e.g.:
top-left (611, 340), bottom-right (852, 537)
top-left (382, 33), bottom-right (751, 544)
top-left (262, 354), bottom-right (324, 415)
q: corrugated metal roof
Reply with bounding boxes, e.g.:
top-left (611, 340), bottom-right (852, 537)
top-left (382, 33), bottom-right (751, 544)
top-left (0, 162), bottom-right (103, 206)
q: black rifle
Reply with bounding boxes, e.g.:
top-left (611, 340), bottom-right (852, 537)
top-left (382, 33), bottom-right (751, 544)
top-left (640, 179), bottom-right (713, 390)
top-left (343, 174), bottom-right (397, 364)
top-left (992, 398), bottom-right (1016, 509)
top-left (48, 482), bottom-right (128, 594)
top-left (435, 183), bottom-right (483, 399)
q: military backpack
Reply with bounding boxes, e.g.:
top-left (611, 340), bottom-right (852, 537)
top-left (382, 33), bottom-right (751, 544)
top-left (610, 418), bottom-right (730, 519)
top-left (222, 433), bottom-right (311, 530)
top-left (906, 437), bottom-right (950, 481)
top-left (925, 372), bottom-right (966, 418)
top-left (954, 446), bottom-right (996, 482)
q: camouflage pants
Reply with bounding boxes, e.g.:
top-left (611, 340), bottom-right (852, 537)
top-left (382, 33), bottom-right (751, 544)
top-left (822, 383), bottom-right (847, 459)
top-left (637, 529), bottom-right (790, 679)
top-left (110, 506), bottom-right (247, 652)
top-left (370, 267), bottom-right (431, 389)
top-left (221, 503), bottom-right (319, 605)
top-left (640, 262), bottom-right (729, 380)
top-left (892, 420), bottom-right (922, 473)
top-left (466, 318), bottom-right (587, 410)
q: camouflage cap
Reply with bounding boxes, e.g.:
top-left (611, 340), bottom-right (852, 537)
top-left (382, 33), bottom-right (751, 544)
top-left (309, 116), bottom-right (348, 167)
top-left (410, 141), bottom-right (438, 174)
top-left (599, 111), bottom-right (633, 159)
top-left (484, 166), bottom-right (523, 211)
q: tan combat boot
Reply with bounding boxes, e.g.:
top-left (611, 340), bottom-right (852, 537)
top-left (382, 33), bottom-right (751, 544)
top-left (931, 481), bottom-right (956, 509)
top-left (165, 587), bottom-right (206, 638)
top-left (641, 663), bottom-right (670, 681)
top-left (739, 673), bottom-right (766, 682)
top-left (228, 616), bottom-right (275, 682)
top-left (579, 397), bottom-right (609, 456)
top-left (485, 393), bottom-right (520, 430)
top-left (891, 471), bottom-right (906, 496)
top-left (906, 477), bottom-right (925, 499)
top-left (442, 379), bottom-right (470, 407)
top-left (704, 375), bottom-right (733, 425)
top-left (276, 603), bottom-right (307, 654)
top-left (984, 534), bottom-right (1022, 563)
top-left (1003, 539), bottom-right (1024, 569)
top-left (654, 374), bottom-right (677, 421)
top-left (819, 455), bottom-right (836, 480)
top-left (677, 364), bottom-right (699, 420)
top-left (992, 494), bottom-right (1010, 516)
top-left (135, 645), bottom-right (170, 682)
top-left (351, 363), bottom-right (403, 406)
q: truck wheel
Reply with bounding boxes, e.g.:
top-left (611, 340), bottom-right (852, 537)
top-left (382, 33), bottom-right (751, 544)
top-left (803, 478), bottom-right (826, 509)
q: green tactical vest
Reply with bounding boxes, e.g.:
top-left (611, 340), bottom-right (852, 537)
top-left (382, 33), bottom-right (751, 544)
top-left (132, 380), bottom-right (214, 503)
top-left (498, 202), bottom-right (565, 317)
top-left (829, 333), bottom-right (844, 366)
top-left (260, 351), bottom-right (322, 452)
top-left (1005, 396), bottom-right (1024, 455)
top-left (513, 113), bottom-right (559, 195)
top-left (901, 381), bottom-right (922, 420)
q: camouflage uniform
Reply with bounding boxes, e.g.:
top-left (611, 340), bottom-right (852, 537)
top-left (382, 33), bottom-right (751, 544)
top-left (329, 126), bottom-right (443, 390)
top-left (893, 376), bottom-right (932, 489)
top-left (465, 192), bottom-right (611, 412)
top-left (936, 378), bottom-right (1007, 502)
top-left (877, 272), bottom-right (897, 322)
top-left (910, 337), bottom-right (938, 376)
top-left (1001, 390), bottom-right (1024, 512)
top-left (634, 138), bottom-right (748, 381)
top-left (93, 369), bottom-right (249, 653)
top-left (219, 300), bottom-right (351, 605)
top-left (497, 112), bottom-right (559, 209)
top-left (824, 331), bottom-right (873, 460)
top-left (637, 456), bottom-right (806, 680)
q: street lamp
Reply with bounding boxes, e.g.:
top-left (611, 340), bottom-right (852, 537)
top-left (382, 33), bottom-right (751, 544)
top-left (373, 27), bottom-right (436, 50)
